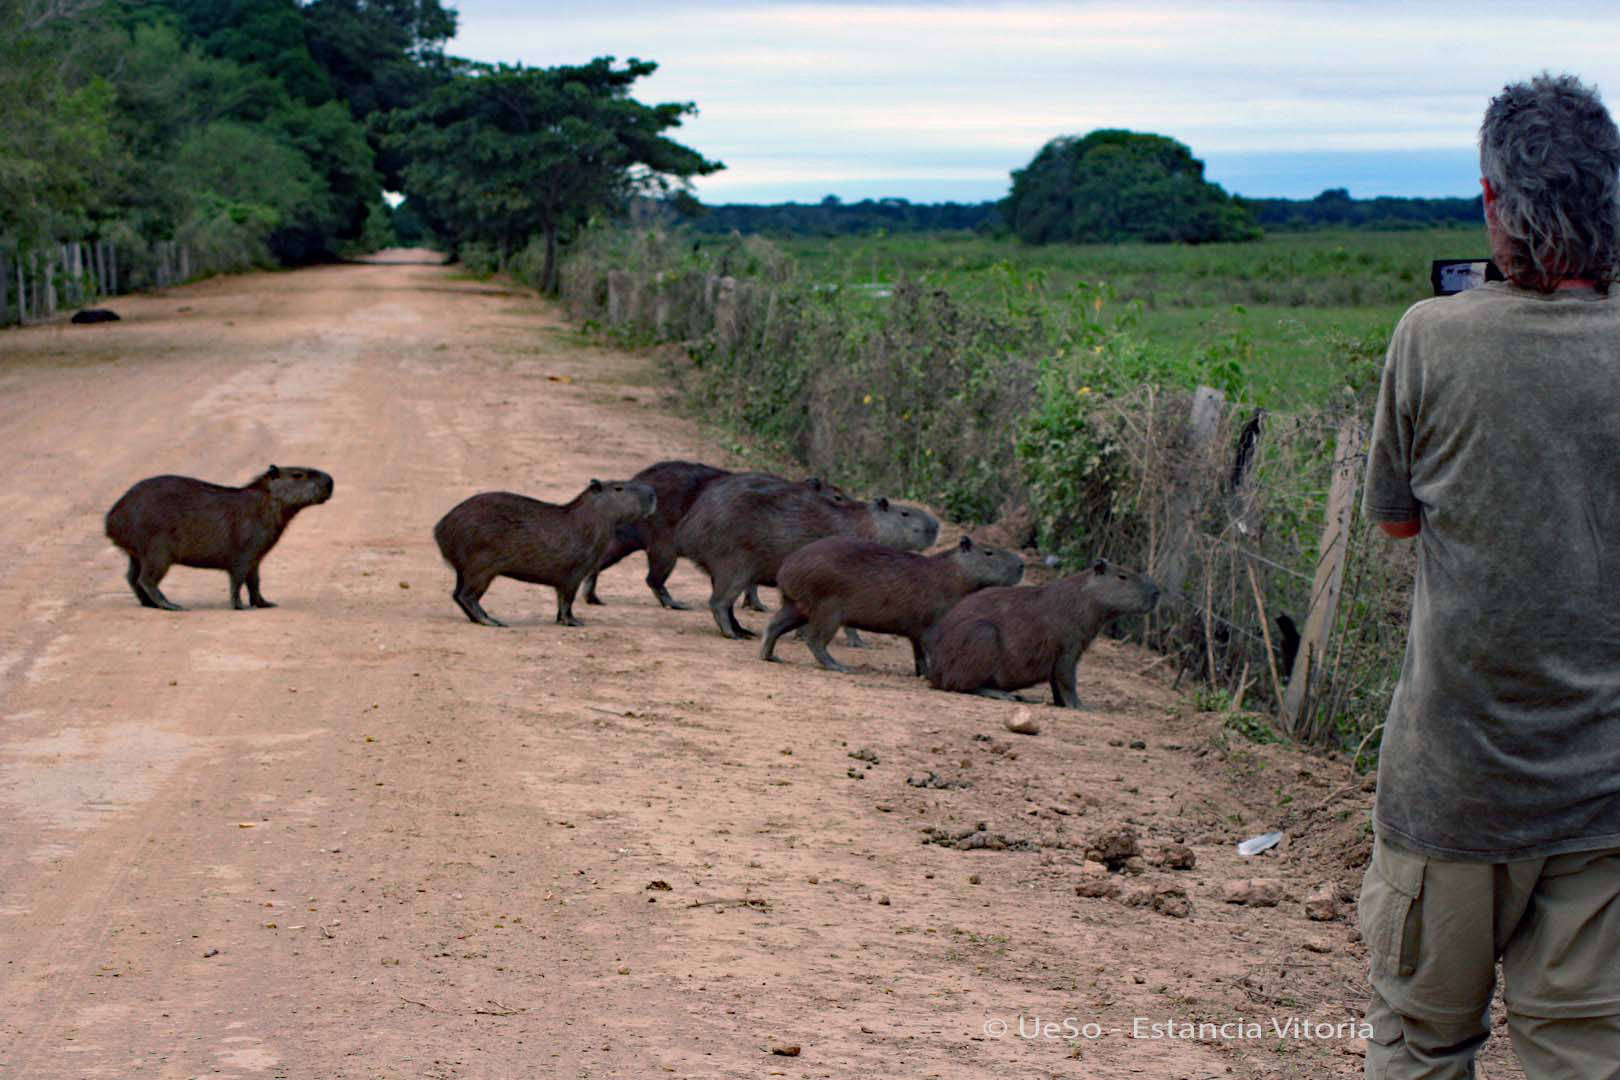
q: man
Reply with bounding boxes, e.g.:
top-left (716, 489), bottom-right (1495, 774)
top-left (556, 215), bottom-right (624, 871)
top-left (1359, 72), bottom-right (1620, 1079)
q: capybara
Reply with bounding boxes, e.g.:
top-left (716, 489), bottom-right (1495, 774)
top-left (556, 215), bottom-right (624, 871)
top-left (104, 465), bottom-right (334, 610)
top-left (580, 463), bottom-right (849, 612)
top-left (924, 560), bottom-right (1159, 707)
top-left (433, 479), bottom-right (657, 627)
top-left (71, 308), bottom-right (120, 324)
top-left (760, 535), bottom-right (1025, 675)
top-left (675, 474), bottom-right (940, 639)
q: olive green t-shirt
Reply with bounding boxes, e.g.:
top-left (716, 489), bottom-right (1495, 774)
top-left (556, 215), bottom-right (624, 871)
top-left (1363, 281), bottom-right (1620, 861)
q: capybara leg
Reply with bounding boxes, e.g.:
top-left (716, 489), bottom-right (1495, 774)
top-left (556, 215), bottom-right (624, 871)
top-left (452, 570), bottom-right (505, 627)
top-left (645, 542), bottom-right (687, 610)
top-left (805, 617), bottom-right (850, 674)
top-left (741, 585), bottom-right (769, 613)
top-left (708, 568), bottom-right (756, 639)
top-left (909, 638), bottom-right (928, 678)
top-left (246, 566), bottom-right (276, 609)
top-left (971, 687), bottom-right (1019, 701)
top-left (759, 603), bottom-right (809, 662)
top-left (125, 557), bottom-right (160, 608)
top-left (583, 571), bottom-right (603, 606)
top-left (137, 556), bottom-right (183, 611)
top-left (1051, 653), bottom-right (1082, 709)
top-left (844, 628), bottom-right (868, 648)
top-left (555, 584), bottom-right (585, 628)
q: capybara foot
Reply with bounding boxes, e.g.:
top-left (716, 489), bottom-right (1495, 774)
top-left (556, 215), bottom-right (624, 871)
top-left (972, 687), bottom-right (1018, 701)
top-left (844, 628), bottom-right (869, 648)
top-left (251, 597), bottom-right (277, 609)
top-left (584, 592), bottom-right (604, 606)
top-left (557, 614), bottom-right (585, 627)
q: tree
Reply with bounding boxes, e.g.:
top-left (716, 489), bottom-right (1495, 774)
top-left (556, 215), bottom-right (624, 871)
top-left (1004, 130), bottom-right (1260, 245)
top-left (382, 56), bottom-right (722, 291)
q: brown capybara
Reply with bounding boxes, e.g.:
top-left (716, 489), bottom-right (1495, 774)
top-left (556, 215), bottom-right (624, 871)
top-left (924, 560), bottom-right (1159, 708)
top-left (433, 479), bottom-right (657, 628)
top-left (760, 535), bottom-right (1025, 675)
top-left (104, 465), bottom-right (334, 611)
top-left (581, 463), bottom-right (849, 612)
top-left (675, 474), bottom-right (940, 639)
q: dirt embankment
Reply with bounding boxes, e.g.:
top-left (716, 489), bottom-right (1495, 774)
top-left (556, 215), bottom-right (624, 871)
top-left (0, 255), bottom-right (1513, 1079)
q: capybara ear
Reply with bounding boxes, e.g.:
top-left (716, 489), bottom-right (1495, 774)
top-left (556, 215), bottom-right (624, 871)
top-left (959, 535), bottom-right (974, 550)
top-left (876, 496), bottom-right (890, 510)
top-left (267, 464), bottom-right (281, 478)
top-left (1093, 558), bottom-right (1109, 574)
top-left (589, 478), bottom-right (603, 492)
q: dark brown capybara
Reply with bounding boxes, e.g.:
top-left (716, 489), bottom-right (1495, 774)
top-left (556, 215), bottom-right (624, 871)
top-left (924, 560), bottom-right (1159, 708)
top-left (674, 474), bottom-right (940, 640)
top-left (433, 479), bottom-right (657, 628)
top-left (104, 465), bottom-right (334, 611)
top-left (580, 463), bottom-right (850, 612)
top-left (760, 534), bottom-right (1025, 675)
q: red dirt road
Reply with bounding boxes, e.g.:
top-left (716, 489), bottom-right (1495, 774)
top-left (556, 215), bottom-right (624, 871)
top-left (0, 256), bottom-right (1459, 1079)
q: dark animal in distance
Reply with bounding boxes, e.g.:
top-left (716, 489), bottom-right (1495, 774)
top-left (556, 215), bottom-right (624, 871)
top-left (71, 308), bottom-right (121, 324)
top-left (760, 535), bottom-right (1025, 675)
top-left (925, 560), bottom-right (1159, 707)
top-left (676, 474), bottom-right (940, 640)
top-left (434, 479), bottom-right (657, 628)
top-left (104, 465), bottom-right (334, 610)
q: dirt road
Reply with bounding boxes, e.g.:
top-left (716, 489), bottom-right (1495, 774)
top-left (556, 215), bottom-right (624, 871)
top-left (0, 255), bottom-right (1427, 1078)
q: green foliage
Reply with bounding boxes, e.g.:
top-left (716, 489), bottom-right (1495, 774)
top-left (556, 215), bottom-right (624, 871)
top-left (1005, 130), bottom-right (1261, 245)
top-left (382, 57), bottom-right (722, 291)
top-left (2, 0), bottom-right (446, 312)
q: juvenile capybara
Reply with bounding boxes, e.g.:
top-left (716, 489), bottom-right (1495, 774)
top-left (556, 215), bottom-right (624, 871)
top-left (104, 465), bottom-right (334, 610)
top-left (580, 463), bottom-right (849, 611)
top-left (924, 560), bottom-right (1159, 708)
top-left (760, 535), bottom-right (1025, 675)
top-left (675, 474), bottom-right (940, 639)
top-left (433, 479), bottom-right (657, 627)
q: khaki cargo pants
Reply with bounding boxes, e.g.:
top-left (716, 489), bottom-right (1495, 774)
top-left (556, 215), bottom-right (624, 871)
top-left (1359, 834), bottom-right (1620, 1079)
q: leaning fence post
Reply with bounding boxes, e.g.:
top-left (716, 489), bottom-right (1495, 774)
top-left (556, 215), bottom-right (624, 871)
top-left (1155, 385), bottom-right (1226, 605)
top-left (1282, 417), bottom-right (1366, 737)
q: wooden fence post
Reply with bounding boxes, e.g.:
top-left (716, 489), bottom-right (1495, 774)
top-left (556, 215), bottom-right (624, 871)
top-left (713, 275), bottom-right (739, 353)
top-left (1282, 417), bottom-right (1366, 737)
top-left (1155, 385), bottom-right (1226, 605)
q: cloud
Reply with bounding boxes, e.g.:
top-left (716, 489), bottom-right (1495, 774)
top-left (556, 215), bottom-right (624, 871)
top-left (448, 1), bottom-right (1620, 200)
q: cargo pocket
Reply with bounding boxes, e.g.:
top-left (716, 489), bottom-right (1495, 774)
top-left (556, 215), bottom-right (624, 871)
top-left (1358, 837), bottom-right (1426, 978)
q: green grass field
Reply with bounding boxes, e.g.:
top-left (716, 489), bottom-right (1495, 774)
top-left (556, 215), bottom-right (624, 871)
top-left (700, 226), bottom-right (1487, 408)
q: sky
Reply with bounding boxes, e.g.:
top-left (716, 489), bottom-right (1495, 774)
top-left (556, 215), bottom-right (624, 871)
top-left (446, 2), bottom-right (1620, 205)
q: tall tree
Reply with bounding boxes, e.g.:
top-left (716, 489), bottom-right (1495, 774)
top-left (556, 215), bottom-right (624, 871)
top-left (1004, 130), bottom-right (1259, 245)
top-left (383, 57), bottom-right (722, 291)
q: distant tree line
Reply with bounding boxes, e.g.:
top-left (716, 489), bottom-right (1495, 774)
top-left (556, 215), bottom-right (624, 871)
top-left (1237, 188), bottom-right (1483, 231)
top-left (683, 195), bottom-right (1001, 237)
top-left (677, 132), bottom-right (1484, 243)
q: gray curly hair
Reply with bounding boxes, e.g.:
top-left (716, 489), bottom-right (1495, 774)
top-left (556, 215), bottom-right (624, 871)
top-left (1480, 73), bottom-right (1620, 292)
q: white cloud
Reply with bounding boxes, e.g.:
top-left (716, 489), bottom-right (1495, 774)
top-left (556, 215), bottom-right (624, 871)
top-left (448, 2), bottom-right (1620, 199)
